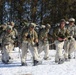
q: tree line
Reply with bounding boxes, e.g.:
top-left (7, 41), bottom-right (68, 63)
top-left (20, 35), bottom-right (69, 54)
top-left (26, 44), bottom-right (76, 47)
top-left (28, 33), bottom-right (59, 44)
top-left (0, 0), bottom-right (76, 26)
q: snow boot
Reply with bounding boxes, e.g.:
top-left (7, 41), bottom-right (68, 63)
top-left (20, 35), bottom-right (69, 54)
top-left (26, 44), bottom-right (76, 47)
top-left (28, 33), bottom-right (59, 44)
top-left (65, 58), bottom-right (69, 61)
top-left (44, 57), bottom-right (50, 60)
top-left (33, 56), bottom-right (42, 66)
top-left (58, 59), bottom-right (64, 64)
top-left (33, 59), bottom-right (39, 66)
top-left (33, 59), bottom-right (42, 66)
top-left (55, 60), bottom-right (58, 63)
top-left (21, 62), bottom-right (27, 66)
top-left (68, 55), bottom-right (71, 59)
top-left (2, 59), bottom-right (9, 64)
top-left (9, 56), bottom-right (11, 59)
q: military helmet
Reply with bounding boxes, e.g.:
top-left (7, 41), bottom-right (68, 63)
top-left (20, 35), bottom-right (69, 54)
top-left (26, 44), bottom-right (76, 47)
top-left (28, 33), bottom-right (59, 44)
top-left (10, 21), bottom-right (15, 26)
top-left (69, 18), bottom-right (75, 22)
top-left (29, 23), bottom-right (37, 28)
top-left (66, 21), bottom-right (69, 24)
top-left (41, 25), bottom-right (46, 28)
top-left (1, 24), bottom-right (7, 30)
top-left (7, 22), bottom-right (10, 25)
top-left (60, 19), bottom-right (66, 23)
top-left (22, 19), bottom-right (28, 26)
top-left (46, 24), bottom-right (51, 28)
top-left (7, 25), bottom-right (12, 30)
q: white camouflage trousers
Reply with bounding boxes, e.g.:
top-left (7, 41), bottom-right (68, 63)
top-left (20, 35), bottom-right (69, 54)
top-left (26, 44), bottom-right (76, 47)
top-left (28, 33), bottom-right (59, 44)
top-left (55, 40), bottom-right (64, 62)
top-left (21, 41), bottom-right (40, 63)
top-left (2, 43), bottom-right (14, 62)
top-left (38, 41), bottom-right (49, 59)
top-left (64, 38), bottom-right (76, 59)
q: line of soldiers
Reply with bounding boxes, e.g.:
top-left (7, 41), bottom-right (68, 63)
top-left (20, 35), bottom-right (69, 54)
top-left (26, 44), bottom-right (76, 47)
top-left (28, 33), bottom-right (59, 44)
top-left (53, 18), bottom-right (76, 64)
top-left (0, 17), bottom-right (76, 66)
top-left (20, 23), bottom-right (51, 66)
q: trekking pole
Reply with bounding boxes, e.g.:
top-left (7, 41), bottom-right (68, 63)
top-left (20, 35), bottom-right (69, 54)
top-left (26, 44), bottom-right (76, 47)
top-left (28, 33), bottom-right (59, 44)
top-left (18, 45), bottom-right (22, 61)
top-left (17, 33), bottom-right (22, 64)
top-left (49, 42), bottom-right (55, 46)
top-left (17, 40), bottom-right (23, 66)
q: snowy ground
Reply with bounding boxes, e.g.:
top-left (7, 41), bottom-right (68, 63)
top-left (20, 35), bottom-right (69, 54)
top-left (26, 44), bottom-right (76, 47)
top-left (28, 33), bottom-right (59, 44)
top-left (0, 47), bottom-right (76, 75)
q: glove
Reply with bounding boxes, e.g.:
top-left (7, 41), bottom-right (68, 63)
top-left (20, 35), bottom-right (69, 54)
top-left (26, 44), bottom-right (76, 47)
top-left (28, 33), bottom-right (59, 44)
top-left (14, 41), bottom-right (18, 47)
top-left (68, 37), bottom-right (71, 40)
top-left (73, 36), bottom-right (76, 40)
top-left (35, 43), bottom-right (39, 47)
top-left (74, 38), bottom-right (76, 40)
top-left (26, 34), bottom-right (31, 38)
top-left (16, 36), bottom-right (18, 39)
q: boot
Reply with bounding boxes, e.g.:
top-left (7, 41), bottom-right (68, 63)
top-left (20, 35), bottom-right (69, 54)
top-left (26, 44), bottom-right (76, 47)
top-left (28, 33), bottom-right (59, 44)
top-left (2, 60), bottom-right (9, 64)
top-left (9, 56), bottom-right (11, 59)
top-left (65, 58), bottom-right (69, 61)
top-left (33, 59), bottom-right (39, 66)
top-left (73, 57), bottom-right (75, 59)
top-left (44, 57), bottom-right (49, 60)
top-left (21, 62), bottom-right (27, 66)
top-left (55, 60), bottom-right (58, 63)
top-left (33, 57), bottom-right (42, 66)
top-left (68, 55), bottom-right (71, 59)
top-left (58, 58), bottom-right (64, 64)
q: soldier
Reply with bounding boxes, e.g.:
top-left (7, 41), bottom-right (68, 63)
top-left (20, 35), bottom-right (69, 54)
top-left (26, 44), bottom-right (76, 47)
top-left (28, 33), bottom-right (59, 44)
top-left (64, 18), bottom-right (76, 60)
top-left (1, 25), bottom-right (16, 64)
top-left (10, 22), bottom-right (18, 38)
top-left (53, 19), bottom-right (69, 64)
top-left (0, 24), bottom-right (7, 50)
top-left (19, 20), bottom-right (29, 48)
top-left (8, 21), bottom-right (18, 47)
top-left (21, 23), bottom-right (41, 66)
top-left (38, 24), bottom-right (51, 60)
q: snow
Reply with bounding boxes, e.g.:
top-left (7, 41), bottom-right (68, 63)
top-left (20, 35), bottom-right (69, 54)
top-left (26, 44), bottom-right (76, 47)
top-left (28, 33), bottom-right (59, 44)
top-left (0, 47), bottom-right (76, 75)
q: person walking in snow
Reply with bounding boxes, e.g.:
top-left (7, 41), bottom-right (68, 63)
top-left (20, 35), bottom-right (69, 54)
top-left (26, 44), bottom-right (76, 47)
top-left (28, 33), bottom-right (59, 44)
top-left (64, 18), bottom-right (76, 60)
top-left (1, 25), bottom-right (16, 64)
top-left (38, 24), bottom-right (51, 60)
top-left (53, 19), bottom-right (69, 64)
top-left (21, 23), bottom-right (41, 66)
top-left (8, 21), bottom-right (18, 47)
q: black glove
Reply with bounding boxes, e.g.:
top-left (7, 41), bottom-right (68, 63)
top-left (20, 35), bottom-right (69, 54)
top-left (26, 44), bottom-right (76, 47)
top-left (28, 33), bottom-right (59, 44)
top-left (0, 43), bottom-right (1, 47)
top-left (68, 37), bottom-right (71, 40)
top-left (74, 37), bottom-right (76, 40)
top-left (14, 41), bottom-right (18, 47)
top-left (26, 34), bottom-right (31, 38)
top-left (16, 36), bottom-right (18, 40)
top-left (35, 43), bottom-right (39, 47)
